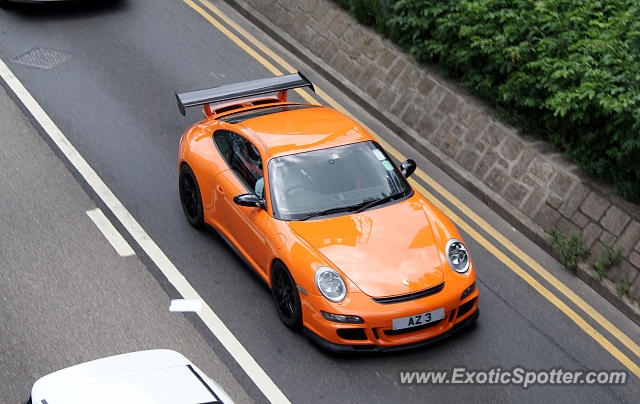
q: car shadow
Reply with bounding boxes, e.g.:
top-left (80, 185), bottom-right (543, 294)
top-left (3, 0), bottom-right (128, 20)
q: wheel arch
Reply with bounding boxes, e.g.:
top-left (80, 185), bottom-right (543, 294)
top-left (269, 258), bottom-right (287, 288)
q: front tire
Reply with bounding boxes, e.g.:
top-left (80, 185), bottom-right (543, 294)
top-left (271, 263), bottom-right (302, 329)
top-left (179, 164), bottom-right (204, 229)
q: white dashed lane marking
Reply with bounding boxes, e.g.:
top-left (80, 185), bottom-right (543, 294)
top-left (170, 299), bottom-right (204, 312)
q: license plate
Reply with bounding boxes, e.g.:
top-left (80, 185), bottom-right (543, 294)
top-left (392, 308), bottom-right (445, 330)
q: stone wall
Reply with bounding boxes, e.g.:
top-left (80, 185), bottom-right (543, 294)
top-left (227, 0), bottom-right (640, 315)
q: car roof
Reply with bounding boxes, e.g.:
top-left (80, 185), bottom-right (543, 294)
top-left (220, 103), bottom-right (374, 158)
top-left (31, 350), bottom-right (225, 404)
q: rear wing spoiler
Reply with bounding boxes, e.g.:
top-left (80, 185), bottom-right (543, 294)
top-left (175, 72), bottom-right (315, 116)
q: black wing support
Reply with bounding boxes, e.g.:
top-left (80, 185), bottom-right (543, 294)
top-left (175, 72), bottom-right (315, 116)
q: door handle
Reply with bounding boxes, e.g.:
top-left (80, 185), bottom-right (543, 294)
top-left (216, 185), bottom-right (224, 194)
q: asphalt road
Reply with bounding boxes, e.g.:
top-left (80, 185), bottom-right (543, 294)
top-left (0, 82), bottom-right (252, 403)
top-left (1, 1), bottom-right (639, 403)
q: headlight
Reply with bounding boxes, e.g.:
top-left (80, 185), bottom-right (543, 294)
top-left (315, 267), bottom-right (347, 302)
top-left (446, 238), bottom-right (470, 273)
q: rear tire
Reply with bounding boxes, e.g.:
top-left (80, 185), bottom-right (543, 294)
top-left (179, 164), bottom-right (204, 230)
top-left (271, 263), bottom-right (302, 329)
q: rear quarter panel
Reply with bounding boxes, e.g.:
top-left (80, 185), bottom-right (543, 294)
top-left (180, 121), bottom-right (229, 230)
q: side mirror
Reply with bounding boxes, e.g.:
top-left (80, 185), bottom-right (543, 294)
top-left (400, 159), bottom-right (416, 178)
top-left (233, 193), bottom-right (265, 209)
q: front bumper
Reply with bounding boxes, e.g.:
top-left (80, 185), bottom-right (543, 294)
top-left (305, 308), bottom-right (479, 353)
top-left (300, 269), bottom-right (478, 352)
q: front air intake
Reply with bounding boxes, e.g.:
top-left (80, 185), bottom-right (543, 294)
top-left (371, 282), bottom-right (444, 304)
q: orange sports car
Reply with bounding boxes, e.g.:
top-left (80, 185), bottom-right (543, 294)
top-left (175, 73), bottom-right (478, 352)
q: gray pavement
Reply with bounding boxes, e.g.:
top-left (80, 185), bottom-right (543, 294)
top-left (0, 84), bottom-right (252, 403)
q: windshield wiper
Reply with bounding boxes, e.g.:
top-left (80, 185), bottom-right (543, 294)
top-left (354, 191), bottom-right (406, 213)
top-left (298, 204), bottom-right (365, 221)
top-left (297, 191), bottom-right (407, 221)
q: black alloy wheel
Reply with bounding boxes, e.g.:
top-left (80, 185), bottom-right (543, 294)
top-left (271, 263), bottom-right (302, 329)
top-left (179, 164), bottom-right (204, 229)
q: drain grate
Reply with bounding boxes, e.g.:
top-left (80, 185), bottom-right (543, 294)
top-left (11, 47), bottom-right (73, 70)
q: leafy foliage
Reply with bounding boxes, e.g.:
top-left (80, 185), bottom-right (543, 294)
top-left (616, 280), bottom-right (632, 297)
top-left (593, 261), bottom-right (607, 281)
top-left (335, 0), bottom-right (392, 34)
top-left (548, 226), bottom-right (587, 271)
top-left (337, 0), bottom-right (640, 202)
top-left (592, 245), bottom-right (622, 280)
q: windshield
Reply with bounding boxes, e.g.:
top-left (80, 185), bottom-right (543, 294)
top-left (268, 141), bottom-right (412, 220)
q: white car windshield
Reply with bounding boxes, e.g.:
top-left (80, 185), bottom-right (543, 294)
top-left (268, 141), bottom-right (411, 220)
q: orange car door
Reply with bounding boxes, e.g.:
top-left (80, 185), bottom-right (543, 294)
top-left (214, 131), bottom-right (271, 273)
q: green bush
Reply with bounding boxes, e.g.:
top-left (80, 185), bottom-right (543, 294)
top-left (336, 0), bottom-right (392, 33)
top-left (337, 0), bottom-right (640, 202)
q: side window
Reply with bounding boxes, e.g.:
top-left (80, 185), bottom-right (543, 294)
top-left (214, 130), bottom-right (264, 197)
top-left (213, 130), bottom-right (234, 162)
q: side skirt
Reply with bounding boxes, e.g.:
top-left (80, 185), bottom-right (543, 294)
top-left (207, 224), bottom-right (270, 286)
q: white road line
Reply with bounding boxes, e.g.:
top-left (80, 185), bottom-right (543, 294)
top-left (0, 59), bottom-right (290, 404)
top-left (170, 298), bottom-right (204, 312)
top-left (86, 208), bottom-right (136, 257)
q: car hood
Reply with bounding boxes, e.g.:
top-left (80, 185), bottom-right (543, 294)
top-left (31, 350), bottom-right (230, 404)
top-left (288, 197), bottom-right (445, 297)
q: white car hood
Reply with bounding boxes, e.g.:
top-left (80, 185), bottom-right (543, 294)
top-left (31, 349), bottom-right (229, 404)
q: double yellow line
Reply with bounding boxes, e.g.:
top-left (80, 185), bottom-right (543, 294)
top-left (184, 0), bottom-right (640, 377)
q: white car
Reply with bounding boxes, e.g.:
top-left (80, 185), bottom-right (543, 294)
top-left (28, 349), bottom-right (234, 404)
